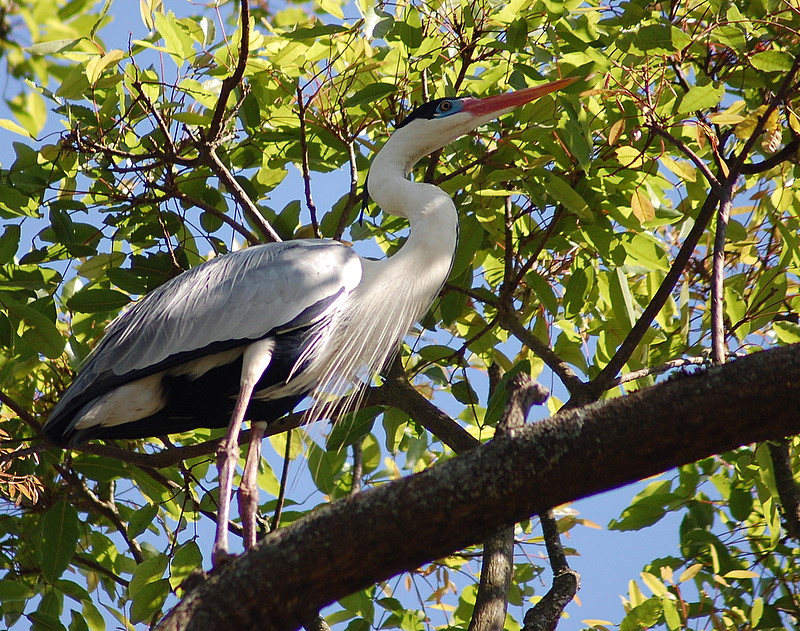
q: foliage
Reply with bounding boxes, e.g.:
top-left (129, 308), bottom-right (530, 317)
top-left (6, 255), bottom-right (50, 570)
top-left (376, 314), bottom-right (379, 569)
top-left (0, 0), bottom-right (798, 629)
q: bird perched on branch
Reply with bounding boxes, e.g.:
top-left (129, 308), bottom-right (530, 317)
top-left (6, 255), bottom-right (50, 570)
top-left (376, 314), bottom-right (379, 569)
top-left (44, 76), bottom-right (577, 564)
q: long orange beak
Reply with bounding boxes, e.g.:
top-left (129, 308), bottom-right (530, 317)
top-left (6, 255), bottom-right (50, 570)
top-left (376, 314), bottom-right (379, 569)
top-left (462, 76), bottom-right (578, 117)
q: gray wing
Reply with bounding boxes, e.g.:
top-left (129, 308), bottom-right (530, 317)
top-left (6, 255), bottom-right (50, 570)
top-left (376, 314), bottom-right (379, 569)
top-left (49, 240), bottom-right (362, 421)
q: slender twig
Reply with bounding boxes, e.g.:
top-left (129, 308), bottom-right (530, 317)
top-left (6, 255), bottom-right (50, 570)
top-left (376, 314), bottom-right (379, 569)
top-left (374, 359), bottom-right (479, 454)
top-left (614, 357), bottom-right (707, 386)
top-left (70, 472), bottom-right (145, 563)
top-left (204, 147), bottom-right (282, 243)
top-left (296, 86), bottom-right (321, 237)
top-left (350, 440), bottom-right (363, 495)
top-left (741, 136), bottom-right (800, 174)
top-left (498, 312), bottom-right (591, 404)
top-left (334, 139), bottom-right (361, 240)
top-left (155, 182), bottom-right (260, 245)
top-left (522, 512), bottom-right (580, 631)
top-left (73, 555), bottom-right (129, 587)
top-left (711, 188), bottom-right (732, 365)
top-left (0, 389), bottom-right (41, 433)
top-left (207, 0), bottom-right (250, 143)
top-left (271, 428), bottom-right (293, 531)
top-left (647, 124), bottom-right (722, 193)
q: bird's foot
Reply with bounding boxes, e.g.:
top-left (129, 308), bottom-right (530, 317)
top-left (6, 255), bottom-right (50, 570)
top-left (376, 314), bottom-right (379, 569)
top-left (211, 545), bottom-right (234, 568)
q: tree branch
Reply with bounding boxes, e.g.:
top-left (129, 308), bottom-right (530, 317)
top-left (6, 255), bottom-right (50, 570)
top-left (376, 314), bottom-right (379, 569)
top-left (157, 343), bottom-right (800, 631)
top-left (523, 512), bottom-right (579, 631)
top-left (768, 439), bottom-right (800, 542)
top-left (468, 375), bottom-right (548, 631)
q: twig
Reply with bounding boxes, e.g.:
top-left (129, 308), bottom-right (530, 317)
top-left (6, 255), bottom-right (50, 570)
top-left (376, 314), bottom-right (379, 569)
top-left (207, 0), bottom-right (251, 144)
top-left (741, 136), bottom-right (800, 174)
top-left (373, 359), bottom-right (479, 454)
top-left (613, 356), bottom-right (707, 386)
top-left (711, 187), bottom-right (733, 365)
top-left (155, 181), bottom-right (260, 245)
top-left (296, 86), bottom-right (321, 237)
top-left (0, 388), bottom-right (42, 434)
top-left (350, 440), bottom-right (363, 495)
top-left (204, 147), bottom-right (283, 243)
top-left (647, 124), bottom-right (721, 193)
top-left (271, 428), bottom-right (293, 531)
top-left (74, 555), bottom-right (129, 588)
top-left (522, 513), bottom-right (580, 631)
top-left (498, 312), bottom-right (591, 404)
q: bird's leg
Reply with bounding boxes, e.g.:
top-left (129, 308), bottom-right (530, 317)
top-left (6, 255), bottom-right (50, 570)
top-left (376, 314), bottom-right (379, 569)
top-left (213, 338), bottom-right (275, 566)
top-left (238, 421), bottom-right (267, 549)
top-left (212, 382), bottom-right (254, 567)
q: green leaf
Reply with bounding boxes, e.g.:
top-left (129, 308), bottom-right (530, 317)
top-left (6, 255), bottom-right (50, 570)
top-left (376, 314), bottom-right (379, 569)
top-left (750, 50), bottom-right (794, 72)
top-left (170, 541), bottom-right (203, 590)
top-left (307, 442), bottom-right (348, 495)
top-left (128, 504), bottom-right (159, 539)
top-left (0, 223), bottom-right (21, 264)
top-left (129, 579), bottom-right (170, 623)
top-left (67, 288), bottom-right (131, 313)
top-left (284, 24), bottom-right (348, 40)
top-left (545, 174), bottom-right (592, 220)
top-left (39, 500), bottom-right (81, 583)
top-left (26, 39), bottom-right (83, 56)
top-left (327, 407), bottom-right (379, 451)
top-left (2, 297), bottom-right (65, 358)
top-left (0, 579), bottom-right (33, 601)
top-left (677, 83), bottom-right (724, 115)
top-left (773, 321), bottom-right (800, 344)
top-left (128, 554), bottom-right (168, 599)
top-left (345, 82), bottom-right (397, 108)
top-left (0, 118), bottom-right (33, 138)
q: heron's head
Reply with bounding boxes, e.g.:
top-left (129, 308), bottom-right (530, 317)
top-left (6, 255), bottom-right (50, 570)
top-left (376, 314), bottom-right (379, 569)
top-left (386, 76), bottom-right (578, 170)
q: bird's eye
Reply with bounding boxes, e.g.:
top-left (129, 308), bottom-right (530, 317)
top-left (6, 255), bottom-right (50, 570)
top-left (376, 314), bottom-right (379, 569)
top-left (438, 101), bottom-right (453, 113)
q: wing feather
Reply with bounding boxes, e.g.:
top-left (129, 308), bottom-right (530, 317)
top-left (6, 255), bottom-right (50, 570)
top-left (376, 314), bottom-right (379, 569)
top-left (47, 240), bottom-right (362, 429)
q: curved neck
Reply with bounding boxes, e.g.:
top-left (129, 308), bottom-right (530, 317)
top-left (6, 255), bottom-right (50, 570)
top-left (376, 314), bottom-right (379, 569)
top-left (366, 133), bottom-right (459, 272)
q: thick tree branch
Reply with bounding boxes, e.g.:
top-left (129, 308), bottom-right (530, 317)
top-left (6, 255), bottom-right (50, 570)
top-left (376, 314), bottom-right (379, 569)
top-left (157, 343), bottom-right (800, 631)
top-left (768, 439), bottom-right (800, 542)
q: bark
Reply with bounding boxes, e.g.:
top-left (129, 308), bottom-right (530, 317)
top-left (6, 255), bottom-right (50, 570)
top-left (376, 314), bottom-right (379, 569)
top-left (157, 344), bottom-right (800, 631)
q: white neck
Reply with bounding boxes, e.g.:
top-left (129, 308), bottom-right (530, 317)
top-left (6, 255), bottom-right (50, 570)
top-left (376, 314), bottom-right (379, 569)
top-left (366, 126), bottom-right (459, 298)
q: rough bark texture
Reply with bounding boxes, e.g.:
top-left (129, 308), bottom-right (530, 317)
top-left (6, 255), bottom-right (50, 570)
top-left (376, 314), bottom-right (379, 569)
top-left (157, 344), bottom-right (800, 631)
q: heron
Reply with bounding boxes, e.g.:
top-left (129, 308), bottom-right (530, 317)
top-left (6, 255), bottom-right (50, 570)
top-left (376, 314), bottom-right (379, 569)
top-left (43, 76), bottom-right (576, 564)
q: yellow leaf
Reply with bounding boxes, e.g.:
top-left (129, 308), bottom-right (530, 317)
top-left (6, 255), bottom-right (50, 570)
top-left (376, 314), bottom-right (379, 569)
top-left (608, 118), bottom-right (625, 145)
top-left (317, 0), bottom-right (344, 19)
top-left (86, 49), bottom-right (125, 84)
top-left (789, 110), bottom-right (800, 135)
top-left (581, 620), bottom-right (613, 628)
top-left (707, 112), bottom-right (745, 125)
top-left (724, 569), bottom-right (758, 579)
top-left (678, 563), bottom-right (703, 583)
top-left (661, 156), bottom-right (696, 182)
top-left (0, 118), bottom-right (32, 138)
top-left (631, 190), bottom-right (655, 223)
top-left (640, 571), bottom-right (668, 596)
top-left (615, 145), bottom-right (645, 169)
